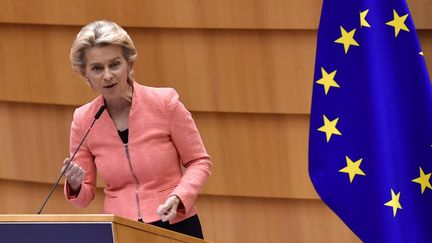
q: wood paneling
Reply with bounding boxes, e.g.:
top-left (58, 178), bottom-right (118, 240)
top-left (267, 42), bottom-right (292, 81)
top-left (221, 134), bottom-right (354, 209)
top-left (136, 29), bottom-right (315, 114)
top-left (197, 195), bottom-right (360, 243)
top-left (0, 24), bottom-right (95, 105)
top-left (406, 0), bottom-right (432, 30)
top-left (0, 179), bottom-right (103, 214)
top-left (419, 30), bottom-right (432, 70)
top-left (0, 24), bottom-right (315, 114)
top-left (0, 0), bottom-right (320, 30)
top-left (0, 179), bottom-right (359, 243)
top-left (0, 0), bottom-right (431, 30)
top-left (0, 102), bottom-right (316, 199)
top-left (0, 102), bottom-right (72, 183)
top-left (197, 112), bottom-right (317, 199)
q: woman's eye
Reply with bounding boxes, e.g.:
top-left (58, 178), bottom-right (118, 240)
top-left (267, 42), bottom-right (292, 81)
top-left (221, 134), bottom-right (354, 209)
top-left (110, 61), bottom-right (120, 68)
top-left (91, 66), bottom-right (103, 72)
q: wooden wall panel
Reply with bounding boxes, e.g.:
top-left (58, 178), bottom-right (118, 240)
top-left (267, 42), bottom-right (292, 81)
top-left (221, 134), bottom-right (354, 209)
top-left (0, 102), bottom-right (72, 183)
top-left (0, 24), bottom-right (95, 105)
top-left (136, 29), bottom-right (315, 114)
top-left (0, 179), bottom-right (102, 215)
top-left (419, 31), bottom-right (432, 70)
top-left (0, 102), bottom-right (317, 199)
top-left (0, 0), bottom-right (321, 29)
top-left (0, 24), bottom-right (315, 114)
top-left (0, 0), bottom-right (431, 30)
top-left (197, 195), bottom-right (360, 243)
top-left (197, 112), bottom-right (317, 199)
top-left (407, 0), bottom-right (432, 29)
top-left (0, 179), bottom-right (359, 243)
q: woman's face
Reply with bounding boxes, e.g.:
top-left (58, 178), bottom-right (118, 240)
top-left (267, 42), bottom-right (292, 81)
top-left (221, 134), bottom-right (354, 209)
top-left (83, 45), bottom-right (131, 101)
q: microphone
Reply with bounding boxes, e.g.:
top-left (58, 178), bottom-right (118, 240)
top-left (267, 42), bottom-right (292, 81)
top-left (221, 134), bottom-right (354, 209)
top-left (37, 105), bottom-right (106, 214)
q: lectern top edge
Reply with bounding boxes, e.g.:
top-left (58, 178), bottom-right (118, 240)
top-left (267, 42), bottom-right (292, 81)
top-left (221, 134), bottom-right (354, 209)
top-left (0, 214), bottom-right (213, 243)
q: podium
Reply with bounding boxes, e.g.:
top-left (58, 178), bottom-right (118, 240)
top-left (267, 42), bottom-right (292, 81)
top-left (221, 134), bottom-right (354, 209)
top-left (0, 214), bottom-right (212, 243)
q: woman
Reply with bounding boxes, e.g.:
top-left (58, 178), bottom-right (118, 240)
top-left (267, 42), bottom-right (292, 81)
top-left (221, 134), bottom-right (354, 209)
top-left (62, 20), bottom-right (212, 239)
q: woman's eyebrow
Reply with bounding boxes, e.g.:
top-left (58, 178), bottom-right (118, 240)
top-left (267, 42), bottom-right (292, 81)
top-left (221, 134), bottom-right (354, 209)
top-left (89, 57), bottom-right (121, 66)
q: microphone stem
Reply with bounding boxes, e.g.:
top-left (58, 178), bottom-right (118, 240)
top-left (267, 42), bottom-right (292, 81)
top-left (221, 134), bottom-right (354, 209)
top-left (36, 117), bottom-right (98, 214)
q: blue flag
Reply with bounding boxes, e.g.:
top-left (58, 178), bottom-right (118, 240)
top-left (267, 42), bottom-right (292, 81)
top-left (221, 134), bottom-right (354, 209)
top-left (309, 0), bottom-right (432, 242)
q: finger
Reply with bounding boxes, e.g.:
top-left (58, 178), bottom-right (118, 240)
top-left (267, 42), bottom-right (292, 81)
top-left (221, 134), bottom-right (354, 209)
top-left (65, 166), bottom-right (76, 178)
top-left (161, 215), bottom-right (170, 222)
top-left (61, 165), bottom-right (68, 173)
top-left (168, 200), bottom-right (178, 216)
top-left (75, 169), bottom-right (85, 180)
top-left (70, 164), bottom-right (82, 174)
top-left (160, 206), bottom-right (178, 222)
top-left (70, 167), bottom-right (85, 181)
top-left (63, 157), bottom-right (71, 164)
top-left (63, 158), bottom-right (72, 169)
top-left (65, 165), bottom-right (80, 179)
top-left (62, 163), bottom-right (72, 173)
top-left (64, 161), bottom-right (75, 173)
top-left (160, 209), bottom-right (172, 222)
top-left (166, 208), bottom-right (177, 221)
top-left (157, 204), bottom-right (169, 216)
top-left (69, 172), bottom-right (84, 188)
top-left (170, 203), bottom-right (178, 213)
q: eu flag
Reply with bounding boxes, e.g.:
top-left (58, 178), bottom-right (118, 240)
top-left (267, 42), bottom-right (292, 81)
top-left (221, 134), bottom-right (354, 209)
top-left (309, 0), bottom-right (432, 242)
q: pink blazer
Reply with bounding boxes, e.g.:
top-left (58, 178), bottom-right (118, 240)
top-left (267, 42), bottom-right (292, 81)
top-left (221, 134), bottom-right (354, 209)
top-left (64, 82), bottom-right (212, 224)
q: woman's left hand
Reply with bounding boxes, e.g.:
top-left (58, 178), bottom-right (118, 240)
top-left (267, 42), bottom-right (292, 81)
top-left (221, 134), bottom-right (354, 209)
top-left (157, 195), bottom-right (180, 222)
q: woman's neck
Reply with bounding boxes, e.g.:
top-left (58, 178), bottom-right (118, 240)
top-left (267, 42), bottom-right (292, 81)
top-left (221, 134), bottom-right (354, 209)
top-left (105, 96), bottom-right (131, 131)
top-left (106, 98), bottom-right (131, 113)
top-left (104, 83), bottom-right (133, 113)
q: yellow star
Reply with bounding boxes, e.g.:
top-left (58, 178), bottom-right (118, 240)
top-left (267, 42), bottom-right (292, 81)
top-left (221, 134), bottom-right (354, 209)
top-left (384, 189), bottom-right (402, 217)
top-left (360, 9), bottom-right (371, 28)
top-left (386, 9), bottom-right (409, 37)
top-left (339, 156), bottom-right (366, 183)
top-left (412, 167), bottom-right (432, 194)
top-left (334, 26), bottom-right (359, 54)
top-left (316, 67), bottom-right (340, 95)
top-left (419, 51), bottom-right (424, 56)
top-left (317, 115), bottom-right (342, 142)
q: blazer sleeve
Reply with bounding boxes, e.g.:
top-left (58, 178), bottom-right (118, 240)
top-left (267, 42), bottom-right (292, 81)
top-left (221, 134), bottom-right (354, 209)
top-left (63, 108), bottom-right (97, 208)
top-left (165, 89), bottom-right (212, 215)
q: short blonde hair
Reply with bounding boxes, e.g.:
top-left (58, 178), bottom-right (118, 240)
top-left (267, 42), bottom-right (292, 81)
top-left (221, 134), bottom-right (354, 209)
top-left (70, 20), bottom-right (137, 82)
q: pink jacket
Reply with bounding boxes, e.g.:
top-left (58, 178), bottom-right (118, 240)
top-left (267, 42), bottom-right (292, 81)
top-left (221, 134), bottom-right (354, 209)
top-left (64, 82), bottom-right (212, 224)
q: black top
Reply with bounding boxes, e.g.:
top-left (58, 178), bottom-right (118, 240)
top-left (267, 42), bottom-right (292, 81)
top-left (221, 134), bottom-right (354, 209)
top-left (117, 129), bottom-right (129, 144)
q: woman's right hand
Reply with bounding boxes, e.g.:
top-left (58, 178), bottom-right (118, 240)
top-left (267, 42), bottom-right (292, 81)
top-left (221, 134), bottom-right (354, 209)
top-left (61, 157), bottom-right (85, 192)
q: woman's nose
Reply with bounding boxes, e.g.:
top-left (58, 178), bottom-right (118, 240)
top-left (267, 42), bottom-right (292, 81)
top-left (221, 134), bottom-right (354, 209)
top-left (103, 67), bottom-right (113, 80)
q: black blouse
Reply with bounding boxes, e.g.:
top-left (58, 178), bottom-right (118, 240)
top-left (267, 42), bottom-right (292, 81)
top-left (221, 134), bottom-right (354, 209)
top-left (117, 129), bottom-right (129, 144)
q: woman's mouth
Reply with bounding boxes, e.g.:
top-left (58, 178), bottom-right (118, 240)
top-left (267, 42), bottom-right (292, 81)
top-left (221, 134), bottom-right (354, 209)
top-left (103, 83), bottom-right (117, 89)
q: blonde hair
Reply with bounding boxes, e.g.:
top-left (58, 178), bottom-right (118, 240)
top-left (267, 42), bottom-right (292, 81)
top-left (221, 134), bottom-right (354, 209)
top-left (70, 20), bottom-right (137, 82)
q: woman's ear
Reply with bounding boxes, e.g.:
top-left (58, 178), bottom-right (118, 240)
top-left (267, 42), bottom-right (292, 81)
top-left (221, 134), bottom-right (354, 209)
top-left (81, 71), bottom-right (94, 89)
top-left (81, 71), bottom-right (89, 82)
top-left (128, 61), bottom-right (134, 73)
